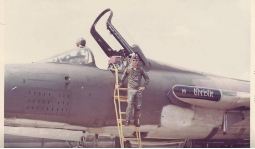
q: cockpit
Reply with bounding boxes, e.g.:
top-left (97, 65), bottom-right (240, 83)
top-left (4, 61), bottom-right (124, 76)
top-left (39, 9), bottom-right (150, 70)
top-left (41, 47), bottom-right (95, 65)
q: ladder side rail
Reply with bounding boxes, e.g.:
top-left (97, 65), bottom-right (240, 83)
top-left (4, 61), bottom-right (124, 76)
top-left (113, 65), bottom-right (122, 147)
top-left (113, 64), bottom-right (124, 148)
top-left (135, 127), bottom-right (138, 147)
top-left (113, 88), bottom-right (122, 145)
top-left (138, 127), bottom-right (142, 148)
top-left (117, 88), bottom-right (124, 148)
top-left (135, 127), bottom-right (140, 148)
top-left (137, 120), bottom-right (142, 148)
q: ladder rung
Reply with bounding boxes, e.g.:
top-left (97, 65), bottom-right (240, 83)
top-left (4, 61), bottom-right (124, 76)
top-left (123, 138), bottom-right (140, 141)
top-left (114, 96), bottom-right (127, 99)
top-left (120, 112), bottom-right (126, 115)
top-left (121, 119), bottom-right (134, 122)
top-left (122, 125), bottom-right (137, 127)
top-left (116, 99), bottom-right (127, 102)
top-left (118, 88), bottom-right (128, 91)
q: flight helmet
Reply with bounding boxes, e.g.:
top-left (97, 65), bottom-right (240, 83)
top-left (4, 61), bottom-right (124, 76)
top-left (76, 38), bottom-right (86, 48)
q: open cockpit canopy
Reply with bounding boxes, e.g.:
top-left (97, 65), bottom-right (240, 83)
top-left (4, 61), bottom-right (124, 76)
top-left (91, 8), bottom-right (150, 68)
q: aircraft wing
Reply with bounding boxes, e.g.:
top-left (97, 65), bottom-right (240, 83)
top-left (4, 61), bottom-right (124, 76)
top-left (5, 126), bottom-right (85, 141)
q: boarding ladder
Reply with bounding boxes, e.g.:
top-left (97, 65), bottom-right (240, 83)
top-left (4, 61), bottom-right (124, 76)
top-left (112, 64), bottom-right (142, 148)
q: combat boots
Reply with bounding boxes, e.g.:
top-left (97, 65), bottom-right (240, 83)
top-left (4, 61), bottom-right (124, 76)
top-left (125, 120), bottom-right (130, 126)
top-left (134, 120), bottom-right (140, 127)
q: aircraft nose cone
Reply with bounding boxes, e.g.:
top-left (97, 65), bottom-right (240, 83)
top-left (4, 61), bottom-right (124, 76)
top-left (5, 64), bottom-right (24, 94)
top-left (4, 64), bottom-right (24, 113)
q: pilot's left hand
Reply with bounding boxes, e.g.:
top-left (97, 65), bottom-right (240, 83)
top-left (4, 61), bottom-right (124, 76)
top-left (139, 87), bottom-right (145, 91)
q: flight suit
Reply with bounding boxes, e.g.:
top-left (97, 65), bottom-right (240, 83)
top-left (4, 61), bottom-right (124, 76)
top-left (119, 67), bottom-right (149, 122)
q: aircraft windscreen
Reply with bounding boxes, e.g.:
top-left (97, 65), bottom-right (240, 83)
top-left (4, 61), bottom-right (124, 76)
top-left (40, 47), bottom-right (94, 65)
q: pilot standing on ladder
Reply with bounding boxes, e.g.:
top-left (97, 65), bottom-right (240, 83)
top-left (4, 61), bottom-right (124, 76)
top-left (117, 53), bottom-right (149, 127)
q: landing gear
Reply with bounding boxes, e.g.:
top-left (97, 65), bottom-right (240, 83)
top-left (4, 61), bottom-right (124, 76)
top-left (114, 137), bottom-right (132, 148)
top-left (183, 139), bottom-right (192, 148)
top-left (66, 140), bottom-right (80, 148)
top-left (77, 131), bottom-right (88, 148)
top-left (94, 134), bottom-right (99, 148)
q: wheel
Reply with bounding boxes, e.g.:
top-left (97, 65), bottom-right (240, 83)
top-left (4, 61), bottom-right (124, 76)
top-left (183, 139), bottom-right (192, 148)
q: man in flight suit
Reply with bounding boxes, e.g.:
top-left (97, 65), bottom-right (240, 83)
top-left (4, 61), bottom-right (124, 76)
top-left (117, 54), bottom-right (149, 127)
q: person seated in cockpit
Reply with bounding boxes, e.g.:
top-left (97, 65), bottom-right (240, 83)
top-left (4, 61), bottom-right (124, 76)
top-left (76, 38), bottom-right (86, 56)
top-left (75, 38), bottom-right (90, 64)
top-left (76, 38), bottom-right (86, 48)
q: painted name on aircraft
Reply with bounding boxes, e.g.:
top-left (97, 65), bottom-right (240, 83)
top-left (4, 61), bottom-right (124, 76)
top-left (173, 85), bottom-right (221, 101)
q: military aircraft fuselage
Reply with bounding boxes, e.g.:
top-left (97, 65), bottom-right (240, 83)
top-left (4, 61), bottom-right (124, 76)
top-left (4, 58), bottom-right (250, 140)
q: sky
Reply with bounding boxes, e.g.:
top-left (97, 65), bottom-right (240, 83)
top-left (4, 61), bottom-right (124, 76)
top-left (3, 0), bottom-right (251, 80)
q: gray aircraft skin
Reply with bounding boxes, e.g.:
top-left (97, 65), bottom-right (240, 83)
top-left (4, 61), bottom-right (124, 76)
top-left (4, 9), bottom-right (250, 147)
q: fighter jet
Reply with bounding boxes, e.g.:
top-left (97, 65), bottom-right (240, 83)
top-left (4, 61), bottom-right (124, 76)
top-left (4, 9), bottom-right (250, 148)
